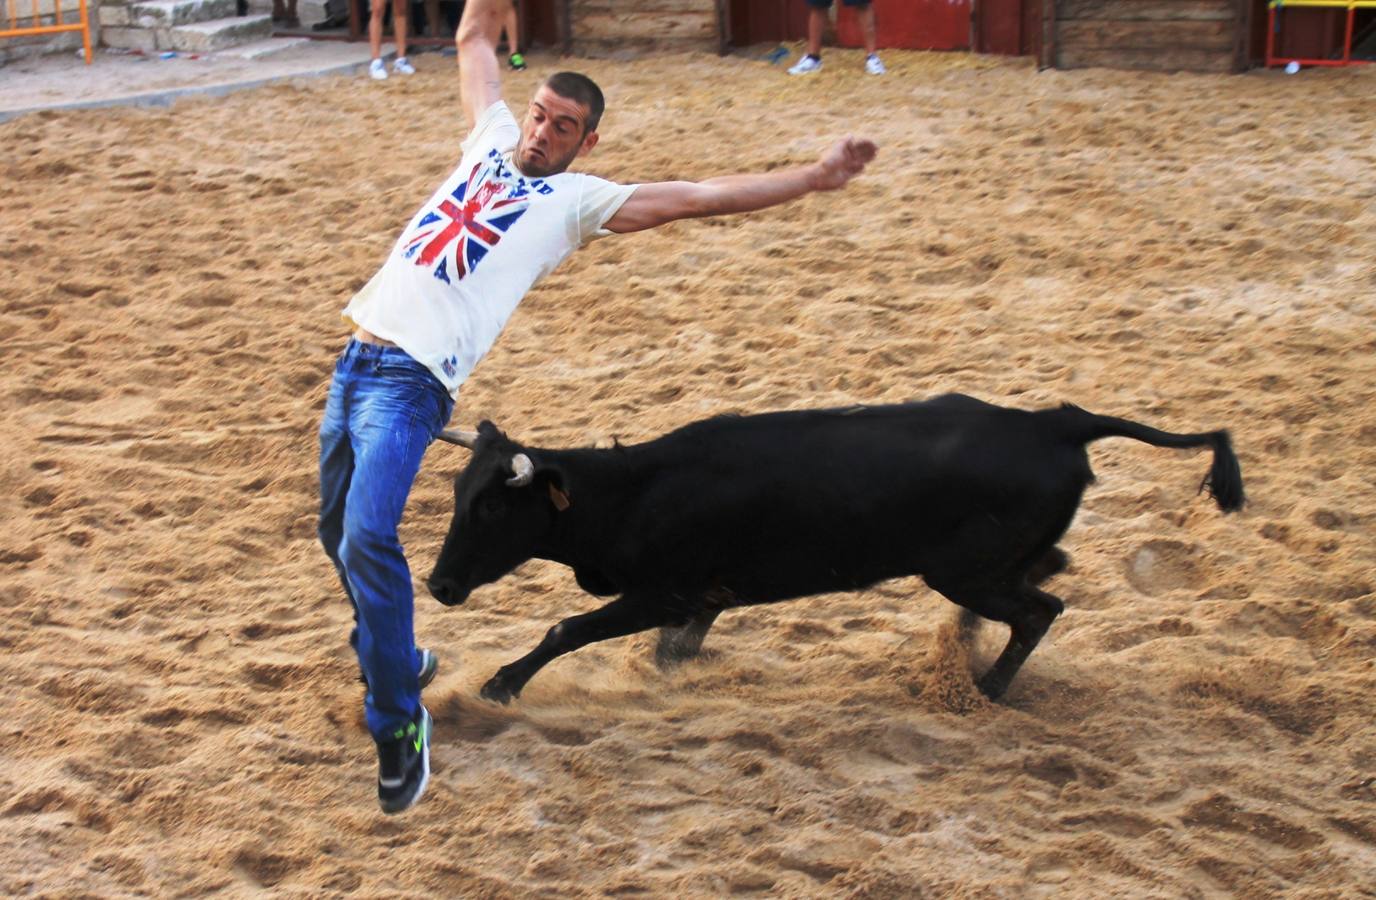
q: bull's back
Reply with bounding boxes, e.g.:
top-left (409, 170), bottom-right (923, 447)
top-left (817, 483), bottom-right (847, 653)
top-left (618, 396), bottom-right (1091, 600)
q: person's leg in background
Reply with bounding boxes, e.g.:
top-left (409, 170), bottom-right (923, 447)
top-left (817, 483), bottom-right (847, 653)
top-left (807, 1), bottom-right (827, 58)
top-left (368, 0), bottom-right (390, 78)
top-left (271, 0), bottom-right (299, 27)
top-left (391, 0), bottom-right (415, 74)
top-left (789, 0), bottom-right (831, 75)
top-left (853, 0), bottom-right (885, 74)
top-left (504, 0), bottom-right (525, 69)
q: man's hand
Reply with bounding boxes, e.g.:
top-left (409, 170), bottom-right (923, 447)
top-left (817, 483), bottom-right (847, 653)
top-left (812, 137), bottom-right (878, 191)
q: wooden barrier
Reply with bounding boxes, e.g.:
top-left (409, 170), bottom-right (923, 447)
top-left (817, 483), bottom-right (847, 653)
top-left (1046, 0), bottom-right (1252, 73)
top-left (567, 0), bottom-right (719, 57)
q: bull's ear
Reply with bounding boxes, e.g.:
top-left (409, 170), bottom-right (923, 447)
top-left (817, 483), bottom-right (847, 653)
top-left (540, 465), bottom-right (571, 511)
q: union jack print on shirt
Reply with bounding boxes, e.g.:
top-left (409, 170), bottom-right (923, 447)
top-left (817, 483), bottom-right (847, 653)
top-left (402, 159), bottom-right (531, 284)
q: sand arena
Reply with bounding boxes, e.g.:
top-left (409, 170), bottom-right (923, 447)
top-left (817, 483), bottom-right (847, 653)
top-left (2, 48), bottom-right (1375, 896)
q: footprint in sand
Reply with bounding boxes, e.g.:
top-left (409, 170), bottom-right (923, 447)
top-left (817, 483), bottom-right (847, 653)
top-left (1181, 793), bottom-right (1323, 850)
top-left (1100, 616), bottom-right (1197, 653)
top-left (1125, 540), bottom-right (1207, 595)
top-left (232, 848), bottom-right (308, 890)
top-left (22, 487), bottom-right (58, 509)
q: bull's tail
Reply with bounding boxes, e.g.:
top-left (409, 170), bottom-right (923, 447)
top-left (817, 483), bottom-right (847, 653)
top-left (1054, 404), bottom-right (1245, 513)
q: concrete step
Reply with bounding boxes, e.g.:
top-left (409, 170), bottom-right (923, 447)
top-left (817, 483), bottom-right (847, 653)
top-left (98, 5), bottom-right (133, 27)
top-left (130, 0), bottom-right (237, 27)
top-left (240, 0), bottom-right (346, 28)
top-left (165, 13), bottom-right (273, 52)
top-left (101, 25), bottom-right (160, 52)
top-left (213, 36), bottom-right (310, 60)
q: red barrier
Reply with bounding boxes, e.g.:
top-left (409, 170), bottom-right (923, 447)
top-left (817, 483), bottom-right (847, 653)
top-left (1266, 0), bottom-right (1375, 67)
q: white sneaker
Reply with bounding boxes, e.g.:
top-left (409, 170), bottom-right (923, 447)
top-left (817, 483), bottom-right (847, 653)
top-left (788, 55), bottom-right (821, 76)
top-left (369, 58), bottom-right (387, 80)
top-left (393, 56), bottom-right (415, 76)
top-left (865, 54), bottom-right (885, 75)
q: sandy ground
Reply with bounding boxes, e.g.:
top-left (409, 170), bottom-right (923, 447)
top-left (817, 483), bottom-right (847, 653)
top-left (2, 46), bottom-right (1375, 897)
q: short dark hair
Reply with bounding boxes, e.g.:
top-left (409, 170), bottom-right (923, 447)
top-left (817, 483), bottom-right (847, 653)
top-left (542, 71), bottom-right (605, 134)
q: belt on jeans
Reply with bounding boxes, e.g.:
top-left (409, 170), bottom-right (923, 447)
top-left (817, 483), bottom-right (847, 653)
top-left (353, 328), bottom-right (396, 347)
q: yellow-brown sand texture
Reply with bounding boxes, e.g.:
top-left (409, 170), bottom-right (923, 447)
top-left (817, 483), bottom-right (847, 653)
top-left (2, 49), bottom-right (1375, 897)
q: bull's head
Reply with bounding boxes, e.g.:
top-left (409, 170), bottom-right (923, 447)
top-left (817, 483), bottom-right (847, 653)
top-left (425, 421), bottom-right (569, 607)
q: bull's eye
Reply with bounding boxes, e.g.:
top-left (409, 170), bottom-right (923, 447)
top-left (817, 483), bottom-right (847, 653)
top-left (477, 495), bottom-right (504, 520)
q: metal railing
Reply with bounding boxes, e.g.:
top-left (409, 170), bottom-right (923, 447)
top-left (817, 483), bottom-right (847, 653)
top-left (0, 0), bottom-right (93, 63)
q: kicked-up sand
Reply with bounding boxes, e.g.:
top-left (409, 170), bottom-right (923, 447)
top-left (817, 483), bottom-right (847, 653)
top-left (2, 47), bottom-right (1374, 897)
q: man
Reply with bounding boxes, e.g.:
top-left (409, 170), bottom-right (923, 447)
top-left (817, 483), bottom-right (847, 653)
top-left (788, 0), bottom-right (885, 76)
top-left (318, 0), bottom-right (878, 816)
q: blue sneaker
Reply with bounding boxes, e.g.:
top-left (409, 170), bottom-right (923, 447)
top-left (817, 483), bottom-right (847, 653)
top-left (377, 707), bottom-right (430, 814)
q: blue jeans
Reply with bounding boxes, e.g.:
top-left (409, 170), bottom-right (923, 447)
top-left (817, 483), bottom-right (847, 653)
top-left (318, 339), bottom-right (454, 739)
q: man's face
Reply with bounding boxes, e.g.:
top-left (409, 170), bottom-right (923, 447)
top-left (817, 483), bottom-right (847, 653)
top-left (515, 85), bottom-right (599, 178)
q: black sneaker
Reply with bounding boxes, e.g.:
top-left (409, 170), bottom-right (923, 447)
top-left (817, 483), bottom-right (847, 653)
top-left (377, 706), bottom-right (431, 814)
top-left (359, 648), bottom-right (439, 690)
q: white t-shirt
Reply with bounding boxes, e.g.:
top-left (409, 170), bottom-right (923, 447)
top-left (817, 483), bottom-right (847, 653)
top-left (342, 101), bottom-right (637, 396)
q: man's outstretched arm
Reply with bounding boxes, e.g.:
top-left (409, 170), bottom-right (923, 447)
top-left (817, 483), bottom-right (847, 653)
top-left (603, 137), bottom-right (879, 234)
top-left (456, 0), bottom-right (508, 127)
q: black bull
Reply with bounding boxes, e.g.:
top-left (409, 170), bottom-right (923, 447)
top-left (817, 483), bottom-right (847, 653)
top-left (425, 394), bottom-right (1244, 704)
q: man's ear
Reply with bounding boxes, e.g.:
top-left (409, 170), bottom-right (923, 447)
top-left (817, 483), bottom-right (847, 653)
top-left (577, 129), bottom-right (599, 158)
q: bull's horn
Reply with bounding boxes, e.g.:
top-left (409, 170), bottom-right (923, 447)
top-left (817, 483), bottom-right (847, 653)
top-left (507, 453), bottom-right (534, 487)
top-left (437, 428), bottom-right (480, 448)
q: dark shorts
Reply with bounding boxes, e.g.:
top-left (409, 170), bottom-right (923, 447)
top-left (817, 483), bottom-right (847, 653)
top-left (806, 0), bottom-right (871, 8)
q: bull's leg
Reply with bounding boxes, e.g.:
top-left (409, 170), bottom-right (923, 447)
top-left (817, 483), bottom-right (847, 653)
top-left (972, 586), bottom-right (1064, 701)
top-left (480, 595), bottom-right (671, 704)
top-left (931, 578), bottom-right (1065, 702)
top-left (1026, 547), bottom-right (1069, 587)
top-left (655, 609), bottom-right (721, 668)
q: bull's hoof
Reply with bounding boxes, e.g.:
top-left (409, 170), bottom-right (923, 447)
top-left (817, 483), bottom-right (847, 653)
top-left (975, 672), bottom-right (1007, 702)
top-left (479, 675), bottom-right (518, 705)
top-left (653, 642), bottom-right (699, 670)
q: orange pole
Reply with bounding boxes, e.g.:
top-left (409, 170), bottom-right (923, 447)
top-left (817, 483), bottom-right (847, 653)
top-left (1343, 7), bottom-right (1354, 64)
top-left (0, 23), bottom-right (85, 35)
top-left (78, 0), bottom-right (89, 62)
